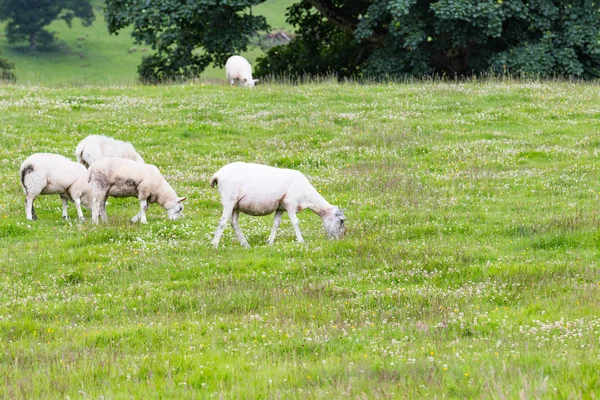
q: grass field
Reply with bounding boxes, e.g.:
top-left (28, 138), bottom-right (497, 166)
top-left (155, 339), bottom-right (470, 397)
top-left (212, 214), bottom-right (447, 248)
top-left (1, 80), bottom-right (600, 398)
top-left (0, 0), bottom-right (293, 85)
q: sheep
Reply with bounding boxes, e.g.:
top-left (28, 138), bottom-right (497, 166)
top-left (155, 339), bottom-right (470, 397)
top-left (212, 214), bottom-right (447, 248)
top-left (210, 162), bottom-right (346, 248)
top-left (225, 55), bottom-right (259, 88)
top-left (88, 157), bottom-right (186, 224)
top-left (75, 135), bottom-right (144, 168)
top-left (19, 153), bottom-right (92, 221)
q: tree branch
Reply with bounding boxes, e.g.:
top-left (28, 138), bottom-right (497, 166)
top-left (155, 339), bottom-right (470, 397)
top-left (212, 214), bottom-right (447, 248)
top-left (306, 0), bottom-right (385, 46)
top-left (306, 0), bottom-right (358, 33)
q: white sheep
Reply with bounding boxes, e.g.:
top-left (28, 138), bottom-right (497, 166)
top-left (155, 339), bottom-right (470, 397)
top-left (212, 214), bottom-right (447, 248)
top-left (88, 157), bottom-right (186, 224)
top-left (225, 55), bottom-right (259, 88)
top-left (19, 153), bottom-right (92, 220)
top-left (210, 162), bottom-right (346, 248)
top-left (75, 135), bottom-right (144, 168)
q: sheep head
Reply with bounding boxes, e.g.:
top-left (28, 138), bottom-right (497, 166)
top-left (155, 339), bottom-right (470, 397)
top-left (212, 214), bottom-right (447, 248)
top-left (166, 197), bottom-right (187, 220)
top-left (322, 206), bottom-right (346, 239)
top-left (244, 78), bottom-right (259, 88)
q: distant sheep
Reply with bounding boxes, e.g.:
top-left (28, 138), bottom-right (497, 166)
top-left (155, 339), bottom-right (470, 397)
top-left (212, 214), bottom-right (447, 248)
top-left (89, 158), bottom-right (186, 224)
top-left (75, 135), bottom-right (144, 168)
top-left (19, 153), bottom-right (92, 220)
top-left (210, 162), bottom-right (346, 248)
top-left (225, 55), bottom-right (259, 88)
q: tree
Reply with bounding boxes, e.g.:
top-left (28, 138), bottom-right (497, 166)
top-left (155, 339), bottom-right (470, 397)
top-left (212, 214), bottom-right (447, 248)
top-left (256, 0), bottom-right (600, 79)
top-left (104, 0), bottom-right (268, 83)
top-left (0, 50), bottom-right (16, 82)
top-left (0, 0), bottom-right (94, 50)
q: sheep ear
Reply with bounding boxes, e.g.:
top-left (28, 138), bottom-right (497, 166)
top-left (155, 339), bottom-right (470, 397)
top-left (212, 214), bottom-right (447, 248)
top-left (253, 79), bottom-right (259, 83)
top-left (177, 197), bottom-right (187, 203)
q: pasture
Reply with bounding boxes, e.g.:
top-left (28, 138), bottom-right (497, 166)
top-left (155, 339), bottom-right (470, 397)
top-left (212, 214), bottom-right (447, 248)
top-left (0, 80), bottom-right (599, 398)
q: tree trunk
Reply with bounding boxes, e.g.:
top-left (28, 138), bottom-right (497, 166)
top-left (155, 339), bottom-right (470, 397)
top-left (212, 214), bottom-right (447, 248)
top-left (29, 32), bottom-right (36, 51)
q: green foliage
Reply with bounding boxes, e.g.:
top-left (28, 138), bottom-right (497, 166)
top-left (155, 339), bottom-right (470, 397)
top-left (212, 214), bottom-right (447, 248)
top-left (0, 0), bottom-right (94, 50)
top-left (0, 50), bottom-right (15, 81)
top-left (257, 0), bottom-right (600, 79)
top-left (256, 1), bottom-right (364, 78)
top-left (104, 0), bottom-right (269, 83)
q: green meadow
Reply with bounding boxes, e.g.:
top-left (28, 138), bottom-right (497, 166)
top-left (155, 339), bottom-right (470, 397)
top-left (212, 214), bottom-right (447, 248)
top-left (0, 80), bottom-right (600, 398)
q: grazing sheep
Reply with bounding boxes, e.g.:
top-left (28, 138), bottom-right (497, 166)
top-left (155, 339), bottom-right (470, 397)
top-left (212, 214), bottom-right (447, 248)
top-left (210, 162), bottom-right (346, 248)
top-left (89, 158), bottom-right (186, 224)
top-left (225, 55), bottom-right (259, 88)
top-left (75, 135), bottom-right (144, 168)
top-left (19, 153), bottom-right (92, 221)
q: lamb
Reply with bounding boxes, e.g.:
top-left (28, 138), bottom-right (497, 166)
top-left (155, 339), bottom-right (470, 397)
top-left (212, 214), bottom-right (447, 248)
top-left (75, 135), bottom-right (144, 168)
top-left (210, 162), bottom-right (346, 248)
top-left (19, 153), bottom-right (92, 221)
top-left (88, 158), bottom-right (186, 224)
top-left (225, 55), bottom-right (259, 88)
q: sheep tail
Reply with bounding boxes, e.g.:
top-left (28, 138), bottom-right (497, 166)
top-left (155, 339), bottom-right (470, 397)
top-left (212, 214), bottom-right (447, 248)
top-left (20, 165), bottom-right (34, 194)
top-left (76, 143), bottom-right (90, 168)
top-left (210, 174), bottom-right (218, 188)
top-left (76, 146), bottom-right (84, 164)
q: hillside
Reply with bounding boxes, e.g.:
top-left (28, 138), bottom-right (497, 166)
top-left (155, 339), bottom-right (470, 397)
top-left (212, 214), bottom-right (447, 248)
top-left (0, 0), bottom-right (294, 84)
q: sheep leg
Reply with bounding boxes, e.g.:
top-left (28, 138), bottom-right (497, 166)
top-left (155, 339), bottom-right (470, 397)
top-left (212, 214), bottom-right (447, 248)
top-left (61, 197), bottom-right (69, 219)
top-left (286, 209), bottom-right (305, 243)
top-left (230, 210), bottom-right (250, 248)
top-left (91, 197), bottom-right (100, 224)
top-left (267, 210), bottom-right (284, 245)
top-left (212, 204), bottom-right (234, 249)
top-left (131, 199), bottom-right (148, 224)
top-left (74, 198), bottom-right (84, 220)
top-left (25, 196), bottom-right (37, 221)
top-left (68, 187), bottom-right (86, 220)
top-left (100, 196), bottom-right (108, 222)
top-left (91, 193), bottom-right (106, 224)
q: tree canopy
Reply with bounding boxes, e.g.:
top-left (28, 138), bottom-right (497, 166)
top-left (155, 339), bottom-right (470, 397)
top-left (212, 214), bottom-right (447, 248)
top-left (104, 0), bottom-right (268, 83)
top-left (104, 0), bottom-right (600, 80)
top-left (257, 0), bottom-right (600, 79)
top-left (0, 0), bottom-right (94, 50)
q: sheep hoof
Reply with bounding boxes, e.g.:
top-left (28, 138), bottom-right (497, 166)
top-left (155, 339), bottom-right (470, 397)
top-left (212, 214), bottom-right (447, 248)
top-left (241, 243), bottom-right (251, 249)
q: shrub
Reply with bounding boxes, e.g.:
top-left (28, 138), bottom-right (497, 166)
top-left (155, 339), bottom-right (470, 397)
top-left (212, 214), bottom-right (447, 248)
top-left (257, 0), bottom-right (600, 79)
top-left (0, 51), bottom-right (16, 82)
